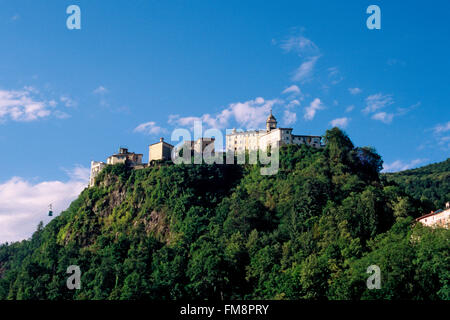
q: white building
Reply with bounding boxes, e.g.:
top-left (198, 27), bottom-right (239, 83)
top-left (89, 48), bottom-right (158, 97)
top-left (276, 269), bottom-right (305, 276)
top-left (89, 161), bottom-right (106, 187)
top-left (226, 111), bottom-right (323, 152)
top-left (416, 202), bottom-right (450, 229)
top-left (89, 148), bottom-right (143, 187)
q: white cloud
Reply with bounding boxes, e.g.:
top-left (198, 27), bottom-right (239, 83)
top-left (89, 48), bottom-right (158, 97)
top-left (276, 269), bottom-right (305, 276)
top-left (93, 86), bottom-right (109, 107)
top-left (287, 99), bottom-right (300, 108)
top-left (292, 56), bottom-right (320, 82)
top-left (438, 136), bottom-right (450, 148)
top-left (134, 121), bottom-right (166, 135)
top-left (282, 85), bottom-right (301, 95)
top-left (64, 166), bottom-right (90, 182)
top-left (364, 93), bottom-right (394, 113)
top-left (430, 121), bottom-right (450, 149)
top-left (93, 86), bottom-right (108, 95)
top-left (283, 110), bottom-right (297, 126)
top-left (281, 35), bottom-right (320, 83)
top-left (0, 166), bottom-right (89, 244)
top-left (348, 87), bottom-right (362, 95)
top-left (372, 112), bottom-right (394, 124)
top-left (60, 95), bottom-right (77, 108)
top-left (433, 121), bottom-right (450, 134)
top-left (304, 98), bottom-right (324, 121)
top-left (0, 87), bottom-right (53, 122)
top-left (396, 101), bottom-right (421, 116)
top-left (330, 117), bottom-right (350, 128)
top-left (328, 67), bottom-right (339, 77)
top-left (345, 105), bottom-right (355, 113)
top-left (169, 97), bottom-right (281, 130)
top-left (54, 111), bottom-right (71, 119)
top-left (382, 159), bottom-right (427, 173)
top-left (327, 67), bottom-right (344, 85)
top-left (387, 58), bottom-right (406, 67)
top-left (280, 36), bottom-right (319, 56)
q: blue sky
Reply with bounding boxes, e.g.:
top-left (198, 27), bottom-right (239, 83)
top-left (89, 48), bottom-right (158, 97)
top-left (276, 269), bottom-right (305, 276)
top-left (0, 0), bottom-right (449, 242)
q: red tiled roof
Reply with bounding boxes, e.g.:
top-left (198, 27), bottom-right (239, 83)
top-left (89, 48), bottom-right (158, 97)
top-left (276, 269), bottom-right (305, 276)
top-left (416, 208), bottom-right (449, 221)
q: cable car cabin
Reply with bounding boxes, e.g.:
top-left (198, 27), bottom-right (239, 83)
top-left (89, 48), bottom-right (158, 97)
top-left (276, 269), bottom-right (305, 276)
top-left (48, 204), bottom-right (53, 217)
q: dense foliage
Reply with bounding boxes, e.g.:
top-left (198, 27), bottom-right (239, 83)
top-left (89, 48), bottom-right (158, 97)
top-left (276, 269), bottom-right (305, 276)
top-left (0, 128), bottom-right (448, 300)
top-left (383, 158), bottom-right (450, 210)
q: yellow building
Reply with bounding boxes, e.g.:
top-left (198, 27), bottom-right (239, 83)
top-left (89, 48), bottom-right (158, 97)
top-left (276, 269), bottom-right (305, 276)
top-left (149, 138), bottom-right (174, 163)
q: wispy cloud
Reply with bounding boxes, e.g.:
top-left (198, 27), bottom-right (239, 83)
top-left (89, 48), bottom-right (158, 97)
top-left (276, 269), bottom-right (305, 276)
top-left (364, 93), bottom-right (394, 113)
top-left (387, 58), bottom-right (406, 67)
top-left (283, 109), bottom-right (297, 126)
top-left (280, 33), bottom-right (321, 83)
top-left (286, 99), bottom-right (300, 108)
top-left (292, 56), bottom-right (320, 82)
top-left (93, 86), bottom-right (109, 107)
top-left (348, 87), bottom-right (362, 95)
top-left (54, 111), bottom-right (71, 119)
top-left (282, 85), bottom-right (301, 95)
top-left (345, 105), bottom-right (355, 113)
top-left (330, 117), bottom-right (350, 128)
top-left (304, 98), bottom-right (324, 121)
top-left (93, 86), bottom-right (108, 95)
top-left (328, 67), bottom-right (344, 85)
top-left (382, 159), bottom-right (427, 173)
top-left (362, 93), bottom-right (396, 124)
top-left (280, 36), bottom-right (319, 57)
top-left (60, 95), bottom-right (77, 108)
top-left (437, 136), bottom-right (450, 148)
top-left (328, 67), bottom-right (339, 77)
top-left (372, 112), bottom-right (394, 124)
top-left (431, 121), bottom-right (450, 149)
top-left (432, 121), bottom-right (450, 134)
top-left (397, 101), bottom-right (421, 116)
top-left (134, 121), bottom-right (167, 135)
top-left (0, 166), bottom-right (89, 244)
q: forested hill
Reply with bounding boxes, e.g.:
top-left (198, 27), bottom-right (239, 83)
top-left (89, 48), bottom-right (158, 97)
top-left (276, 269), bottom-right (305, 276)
top-left (383, 158), bottom-right (450, 210)
top-left (0, 128), bottom-right (448, 300)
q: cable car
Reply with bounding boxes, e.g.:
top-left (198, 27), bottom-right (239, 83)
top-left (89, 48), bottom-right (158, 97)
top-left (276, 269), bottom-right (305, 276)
top-left (48, 204), bottom-right (53, 217)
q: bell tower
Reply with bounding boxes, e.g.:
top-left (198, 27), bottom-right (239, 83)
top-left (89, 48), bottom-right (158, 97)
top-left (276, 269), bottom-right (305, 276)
top-left (266, 110), bottom-right (277, 131)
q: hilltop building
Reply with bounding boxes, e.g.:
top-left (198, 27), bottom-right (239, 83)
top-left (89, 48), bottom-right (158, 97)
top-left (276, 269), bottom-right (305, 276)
top-left (107, 147), bottom-right (143, 166)
top-left (89, 111), bottom-right (322, 187)
top-left (89, 161), bottom-right (107, 187)
top-left (415, 202), bottom-right (450, 229)
top-left (183, 137), bottom-right (215, 157)
top-left (149, 138), bottom-right (174, 163)
top-left (226, 111), bottom-right (323, 153)
top-left (89, 148), bottom-right (143, 187)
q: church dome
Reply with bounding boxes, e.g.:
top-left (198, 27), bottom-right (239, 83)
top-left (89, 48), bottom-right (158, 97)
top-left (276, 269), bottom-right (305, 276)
top-left (267, 112), bottom-right (277, 122)
top-left (266, 111), bottom-right (277, 131)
